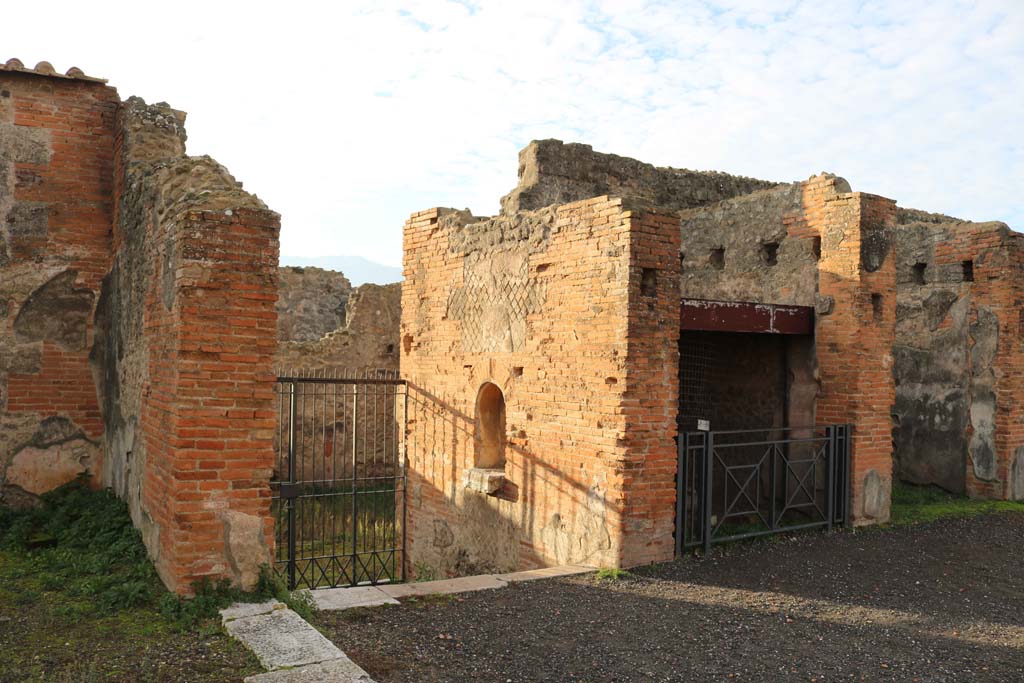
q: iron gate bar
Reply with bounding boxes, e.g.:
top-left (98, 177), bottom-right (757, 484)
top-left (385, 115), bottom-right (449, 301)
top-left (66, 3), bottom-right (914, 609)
top-left (676, 424), bottom-right (852, 554)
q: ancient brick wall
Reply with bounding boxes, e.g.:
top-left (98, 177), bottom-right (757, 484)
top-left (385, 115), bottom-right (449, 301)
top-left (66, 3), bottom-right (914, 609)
top-left (91, 97), bottom-right (280, 592)
top-left (401, 197), bottom-right (680, 576)
top-left (806, 176), bottom-right (898, 523)
top-left (0, 64), bottom-right (117, 507)
top-left (893, 221), bottom-right (1024, 499)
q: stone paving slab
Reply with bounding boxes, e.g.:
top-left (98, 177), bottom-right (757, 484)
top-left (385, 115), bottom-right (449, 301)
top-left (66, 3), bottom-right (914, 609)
top-left (495, 565), bottom-right (594, 583)
top-left (243, 656), bottom-right (374, 683)
top-left (377, 574), bottom-right (508, 598)
top-left (312, 585), bottom-right (398, 611)
top-left (311, 566), bottom-right (596, 612)
top-left (220, 600), bottom-right (286, 624)
top-left (223, 607), bottom-right (343, 671)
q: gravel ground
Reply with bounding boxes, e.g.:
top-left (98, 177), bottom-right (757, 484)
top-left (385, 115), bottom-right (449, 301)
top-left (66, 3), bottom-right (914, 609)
top-left (317, 512), bottom-right (1024, 682)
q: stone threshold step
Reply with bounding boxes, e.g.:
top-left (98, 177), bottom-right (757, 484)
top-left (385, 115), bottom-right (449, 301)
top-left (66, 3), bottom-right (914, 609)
top-left (311, 564), bottom-right (594, 612)
top-left (220, 601), bottom-right (374, 682)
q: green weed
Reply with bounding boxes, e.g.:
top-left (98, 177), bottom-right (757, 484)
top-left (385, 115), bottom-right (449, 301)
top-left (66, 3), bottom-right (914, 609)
top-left (595, 567), bottom-right (633, 581)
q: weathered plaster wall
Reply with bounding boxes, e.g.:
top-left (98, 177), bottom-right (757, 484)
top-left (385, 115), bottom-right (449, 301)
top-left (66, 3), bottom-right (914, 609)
top-left (0, 65), bottom-right (117, 507)
top-left (402, 197), bottom-right (680, 577)
top-left (501, 139), bottom-right (780, 215)
top-left (893, 220), bottom-right (1024, 499)
top-left (92, 96), bottom-right (280, 592)
top-left (277, 266), bottom-right (352, 343)
top-left (678, 183), bottom-right (821, 307)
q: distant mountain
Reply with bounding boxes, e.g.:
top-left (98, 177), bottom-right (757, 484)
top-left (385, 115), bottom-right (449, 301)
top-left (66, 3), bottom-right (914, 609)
top-left (280, 255), bottom-right (402, 286)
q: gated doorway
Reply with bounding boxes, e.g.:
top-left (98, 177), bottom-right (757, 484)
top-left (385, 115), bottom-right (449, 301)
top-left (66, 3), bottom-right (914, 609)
top-left (272, 371), bottom-right (407, 590)
top-left (675, 299), bottom-right (850, 553)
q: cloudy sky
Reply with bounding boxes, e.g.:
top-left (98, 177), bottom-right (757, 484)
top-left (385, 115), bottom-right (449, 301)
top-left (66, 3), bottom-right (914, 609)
top-left (6, 1), bottom-right (1022, 267)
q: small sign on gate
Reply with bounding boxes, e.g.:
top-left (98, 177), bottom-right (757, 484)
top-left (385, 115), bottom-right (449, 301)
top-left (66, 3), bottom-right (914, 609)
top-left (697, 419), bottom-right (710, 432)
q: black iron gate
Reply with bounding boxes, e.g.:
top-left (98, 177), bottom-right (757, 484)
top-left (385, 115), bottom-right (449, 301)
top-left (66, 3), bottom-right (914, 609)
top-left (272, 371), bottom-right (407, 590)
top-left (675, 425), bottom-right (851, 554)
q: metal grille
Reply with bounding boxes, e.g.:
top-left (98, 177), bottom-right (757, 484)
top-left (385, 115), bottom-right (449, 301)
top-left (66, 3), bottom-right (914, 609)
top-left (675, 425), bottom-right (851, 554)
top-left (678, 335), bottom-right (715, 432)
top-left (272, 370), bottom-right (406, 590)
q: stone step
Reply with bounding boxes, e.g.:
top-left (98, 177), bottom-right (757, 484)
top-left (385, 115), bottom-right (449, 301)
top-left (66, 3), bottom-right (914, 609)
top-left (221, 602), bottom-right (376, 682)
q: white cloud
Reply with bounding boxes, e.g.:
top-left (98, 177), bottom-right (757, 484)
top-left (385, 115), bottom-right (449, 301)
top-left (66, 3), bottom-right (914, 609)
top-left (3, 0), bottom-right (1021, 266)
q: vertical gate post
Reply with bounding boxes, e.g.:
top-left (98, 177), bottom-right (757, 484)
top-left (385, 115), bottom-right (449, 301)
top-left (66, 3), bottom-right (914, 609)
top-left (825, 425), bottom-right (836, 533)
top-left (400, 383), bottom-right (409, 581)
top-left (842, 424), bottom-right (852, 527)
top-left (286, 382), bottom-right (297, 590)
top-left (702, 432), bottom-right (713, 555)
top-left (674, 432), bottom-right (687, 557)
top-left (769, 443), bottom-right (778, 533)
top-left (351, 383), bottom-right (359, 572)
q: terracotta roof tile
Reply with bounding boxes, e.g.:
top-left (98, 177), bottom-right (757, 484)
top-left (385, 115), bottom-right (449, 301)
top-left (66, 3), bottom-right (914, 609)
top-left (0, 58), bottom-right (107, 83)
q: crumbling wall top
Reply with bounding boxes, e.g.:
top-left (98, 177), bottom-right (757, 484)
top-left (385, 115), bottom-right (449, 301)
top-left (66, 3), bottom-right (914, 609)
top-left (896, 206), bottom-right (967, 225)
top-left (500, 139), bottom-right (781, 215)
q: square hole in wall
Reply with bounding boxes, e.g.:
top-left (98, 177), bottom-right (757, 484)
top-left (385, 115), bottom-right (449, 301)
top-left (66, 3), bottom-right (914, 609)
top-left (912, 262), bottom-right (927, 285)
top-left (709, 248), bottom-right (725, 271)
top-left (679, 251), bottom-right (685, 272)
top-left (962, 260), bottom-right (974, 282)
top-left (811, 236), bottom-right (821, 261)
top-left (871, 293), bottom-right (884, 322)
top-left (760, 242), bottom-right (780, 266)
top-left (641, 268), bottom-right (658, 297)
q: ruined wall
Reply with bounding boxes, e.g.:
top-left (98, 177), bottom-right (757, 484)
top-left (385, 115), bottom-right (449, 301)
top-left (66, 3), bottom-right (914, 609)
top-left (893, 221), bottom-right (1024, 499)
top-left (678, 183), bottom-right (821, 306)
top-left (501, 139), bottom-right (780, 215)
top-left (0, 63), bottom-right (117, 507)
top-left (401, 197), bottom-right (680, 577)
top-left (276, 266), bottom-right (351, 343)
top-left (92, 97), bottom-right (280, 592)
top-left (276, 281), bottom-right (400, 373)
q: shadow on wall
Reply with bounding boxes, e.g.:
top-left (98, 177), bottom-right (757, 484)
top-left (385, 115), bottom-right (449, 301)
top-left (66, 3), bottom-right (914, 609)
top-left (403, 381), bottom-right (614, 579)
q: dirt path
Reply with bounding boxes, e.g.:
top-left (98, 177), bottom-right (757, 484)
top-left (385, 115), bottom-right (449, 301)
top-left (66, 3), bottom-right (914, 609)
top-left (316, 512), bottom-right (1024, 682)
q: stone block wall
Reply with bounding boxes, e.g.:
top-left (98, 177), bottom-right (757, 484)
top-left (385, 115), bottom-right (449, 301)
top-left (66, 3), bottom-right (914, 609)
top-left (893, 220), bottom-right (1024, 499)
top-left (0, 65), bottom-right (118, 507)
top-left (401, 197), bottom-right (680, 576)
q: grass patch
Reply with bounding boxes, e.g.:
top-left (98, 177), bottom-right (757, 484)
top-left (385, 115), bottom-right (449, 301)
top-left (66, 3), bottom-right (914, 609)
top-left (0, 475), bottom-right (308, 625)
top-left (595, 567), bottom-right (633, 581)
top-left (889, 480), bottom-right (1024, 526)
top-left (0, 476), bottom-right (312, 681)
